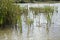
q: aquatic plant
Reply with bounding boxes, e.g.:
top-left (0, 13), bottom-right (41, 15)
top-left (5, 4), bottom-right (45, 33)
top-left (30, 7), bottom-right (43, 15)
top-left (20, 7), bottom-right (28, 33)
top-left (0, 0), bottom-right (22, 33)
top-left (29, 7), bottom-right (43, 27)
top-left (29, 6), bottom-right (58, 40)
top-left (29, 6), bottom-right (57, 26)
top-left (26, 18), bottom-right (33, 26)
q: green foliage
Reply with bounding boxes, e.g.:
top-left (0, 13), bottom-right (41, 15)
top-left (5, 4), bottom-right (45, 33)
top-left (29, 6), bottom-right (55, 22)
top-left (0, 0), bottom-right (22, 29)
top-left (21, 7), bottom-right (28, 16)
top-left (29, 7), bottom-right (43, 15)
top-left (26, 18), bottom-right (33, 26)
top-left (43, 6), bottom-right (54, 22)
top-left (44, 6), bottom-right (54, 13)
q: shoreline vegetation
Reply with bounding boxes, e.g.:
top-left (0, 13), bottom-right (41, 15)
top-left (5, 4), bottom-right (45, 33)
top-left (0, 0), bottom-right (60, 40)
top-left (0, 0), bottom-right (58, 33)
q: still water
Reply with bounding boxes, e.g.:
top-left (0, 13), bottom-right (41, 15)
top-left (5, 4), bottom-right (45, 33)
top-left (0, 3), bottom-right (60, 40)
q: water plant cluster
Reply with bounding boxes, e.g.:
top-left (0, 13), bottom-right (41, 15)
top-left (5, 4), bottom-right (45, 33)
top-left (0, 0), bottom-right (58, 34)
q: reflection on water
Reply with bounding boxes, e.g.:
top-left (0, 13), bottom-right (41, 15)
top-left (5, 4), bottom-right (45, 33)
top-left (0, 24), bottom-right (60, 40)
top-left (0, 3), bottom-right (60, 40)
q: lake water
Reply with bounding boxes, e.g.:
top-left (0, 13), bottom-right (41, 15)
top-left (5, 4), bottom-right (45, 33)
top-left (0, 3), bottom-right (60, 40)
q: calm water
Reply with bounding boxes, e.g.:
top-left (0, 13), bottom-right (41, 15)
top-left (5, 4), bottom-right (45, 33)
top-left (0, 3), bottom-right (60, 40)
